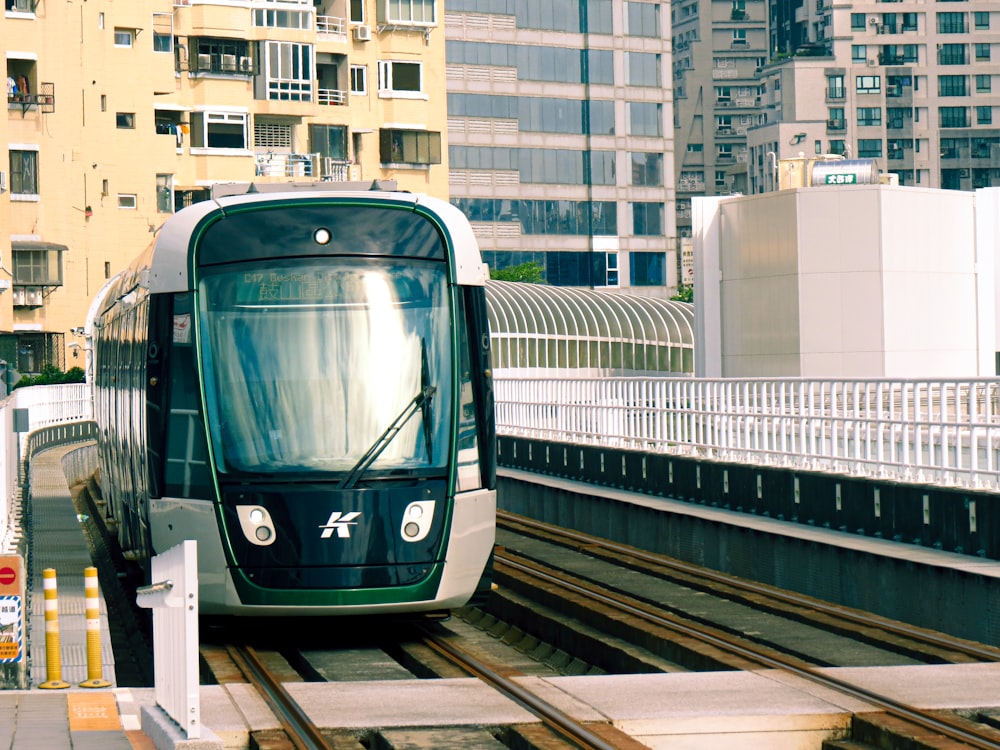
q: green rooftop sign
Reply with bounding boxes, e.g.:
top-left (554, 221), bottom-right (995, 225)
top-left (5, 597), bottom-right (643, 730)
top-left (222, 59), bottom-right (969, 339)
top-left (824, 173), bottom-right (857, 185)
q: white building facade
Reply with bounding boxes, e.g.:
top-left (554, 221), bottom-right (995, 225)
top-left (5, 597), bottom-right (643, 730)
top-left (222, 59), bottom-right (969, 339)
top-left (694, 185), bottom-right (999, 378)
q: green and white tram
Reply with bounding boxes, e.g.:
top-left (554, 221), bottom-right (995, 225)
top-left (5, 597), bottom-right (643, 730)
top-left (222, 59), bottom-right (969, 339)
top-left (91, 189), bottom-right (496, 616)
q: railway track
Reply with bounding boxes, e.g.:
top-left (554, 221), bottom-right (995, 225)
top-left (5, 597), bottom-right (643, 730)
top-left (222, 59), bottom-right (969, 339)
top-left (494, 510), bottom-right (1000, 749)
top-left (496, 510), bottom-right (1000, 666)
top-left (205, 627), bottom-right (647, 750)
top-left (85, 454), bottom-right (1000, 750)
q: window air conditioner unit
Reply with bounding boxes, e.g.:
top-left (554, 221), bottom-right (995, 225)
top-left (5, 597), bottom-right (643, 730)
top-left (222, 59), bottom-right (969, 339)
top-left (353, 24), bottom-right (371, 41)
top-left (24, 287), bottom-right (42, 307)
top-left (239, 56), bottom-right (252, 73)
top-left (11, 288), bottom-right (24, 307)
top-left (197, 53), bottom-right (211, 71)
top-left (869, 16), bottom-right (879, 25)
top-left (221, 54), bottom-right (237, 72)
top-left (867, 58), bottom-right (879, 66)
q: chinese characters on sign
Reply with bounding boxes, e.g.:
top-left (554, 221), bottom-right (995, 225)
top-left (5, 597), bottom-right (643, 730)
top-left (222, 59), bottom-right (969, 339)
top-left (241, 271), bottom-right (337, 304)
top-left (824, 173), bottom-right (858, 185)
top-left (0, 596), bottom-right (22, 662)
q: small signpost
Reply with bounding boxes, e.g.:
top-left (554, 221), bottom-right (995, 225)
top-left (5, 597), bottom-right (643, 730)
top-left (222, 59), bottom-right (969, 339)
top-left (0, 555), bottom-right (25, 687)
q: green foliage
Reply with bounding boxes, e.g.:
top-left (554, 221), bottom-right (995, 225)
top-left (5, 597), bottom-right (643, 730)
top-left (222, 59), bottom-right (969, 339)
top-left (489, 261), bottom-right (546, 284)
top-left (12, 364), bottom-right (86, 390)
top-left (671, 285), bottom-right (694, 303)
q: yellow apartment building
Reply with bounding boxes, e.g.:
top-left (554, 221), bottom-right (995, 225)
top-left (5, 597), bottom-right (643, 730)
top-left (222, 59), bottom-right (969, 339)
top-left (3, 0), bottom-right (448, 384)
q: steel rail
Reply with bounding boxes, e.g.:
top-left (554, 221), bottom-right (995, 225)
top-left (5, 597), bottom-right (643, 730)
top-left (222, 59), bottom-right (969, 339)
top-left (496, 551), bottom-right (1000, 750)
top-left (226, 644), bottom-right (334, 750)
top-left (499, 510), bottom-right (1000, 664)
top-left (418, 627), bottom-right (624, 750)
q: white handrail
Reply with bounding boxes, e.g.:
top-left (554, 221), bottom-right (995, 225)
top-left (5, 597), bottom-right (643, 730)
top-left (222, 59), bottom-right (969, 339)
top-left (494, 375), bottom-right (1000, 490)
top-left (0, 384), bottom-right (94, 553)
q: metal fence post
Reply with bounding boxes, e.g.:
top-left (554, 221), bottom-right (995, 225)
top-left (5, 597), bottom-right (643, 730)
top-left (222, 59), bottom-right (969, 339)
top-left (136, 540), bottom-right (200, 739)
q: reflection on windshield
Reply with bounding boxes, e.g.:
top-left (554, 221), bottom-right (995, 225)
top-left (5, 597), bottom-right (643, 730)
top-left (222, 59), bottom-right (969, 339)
top-left (199, 259), bottom-right (451, 475)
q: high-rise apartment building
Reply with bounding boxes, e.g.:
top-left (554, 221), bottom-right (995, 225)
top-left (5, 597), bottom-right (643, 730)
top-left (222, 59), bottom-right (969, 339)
top-left (443, 0), bottom-right (677, 296)
top-left (3, 0), bottom-right (447, 380)
top-left (748, 0), bottom-right (1000, 192)
top-left (672, 0), bottom-right (769, 241)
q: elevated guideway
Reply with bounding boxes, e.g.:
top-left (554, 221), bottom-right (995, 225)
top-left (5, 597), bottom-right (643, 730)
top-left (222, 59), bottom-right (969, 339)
top-left (0, 382), bottom-right (999, 749)
top-left (493, 373), bottom-right (1000, 646)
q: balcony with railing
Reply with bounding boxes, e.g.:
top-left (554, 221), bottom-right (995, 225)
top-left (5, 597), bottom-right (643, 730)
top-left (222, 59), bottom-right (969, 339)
top-left (254, 153), bottom-right (357, 181)
top-left (255, 153), bottom-right (316, 178)
top-left (7, 82), bottom-right (55, 117)
top-left (316, 15), bottom-right (348, 38)
top-left (321, 158), bottom-right (352, 181)
top-left (316, 57), bottom-right (348, 106)
top-left (677, 177), bottom-right (707, 193)
top-left (181, 39), bottom-right (254, 77)
top-left (317, 88), bottom-right (347, 106)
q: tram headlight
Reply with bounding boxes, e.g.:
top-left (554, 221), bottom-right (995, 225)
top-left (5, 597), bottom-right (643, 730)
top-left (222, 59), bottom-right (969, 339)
top-left (236, 505), bottom-right (277, 547)
top-left (400, 501), bottom-right (435, 543)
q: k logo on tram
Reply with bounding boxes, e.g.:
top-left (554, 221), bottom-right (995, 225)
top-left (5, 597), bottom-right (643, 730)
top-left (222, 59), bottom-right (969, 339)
top-left (319, 511), bottom-right (362, 539)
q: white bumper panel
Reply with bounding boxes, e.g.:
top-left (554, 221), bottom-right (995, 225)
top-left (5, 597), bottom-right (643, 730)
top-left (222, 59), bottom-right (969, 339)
top-left (151, 489), bottom-right (497, 616)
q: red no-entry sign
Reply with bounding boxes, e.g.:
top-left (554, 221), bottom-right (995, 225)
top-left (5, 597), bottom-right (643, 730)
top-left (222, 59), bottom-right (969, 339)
top-left (0, 557), bottom-right (21, 594)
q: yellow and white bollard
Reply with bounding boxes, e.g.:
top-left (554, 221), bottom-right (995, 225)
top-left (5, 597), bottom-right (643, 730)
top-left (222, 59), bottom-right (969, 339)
top-left (39, 568), bottom-right (70, 689)
top-left (80, 566), bottom-right (111, 688)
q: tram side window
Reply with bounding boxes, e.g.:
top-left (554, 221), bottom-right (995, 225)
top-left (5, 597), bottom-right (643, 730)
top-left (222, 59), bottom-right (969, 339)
top-left (456, 286), bottom-right (495, 492)
top-left (164, 293), bottom-right (214, 499)
top-left (455, 306), bottom-right (481, 493)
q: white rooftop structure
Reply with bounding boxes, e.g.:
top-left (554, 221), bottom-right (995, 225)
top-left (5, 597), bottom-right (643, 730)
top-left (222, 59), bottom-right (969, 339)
top-left (693, 185), bottom-right (1000, 378)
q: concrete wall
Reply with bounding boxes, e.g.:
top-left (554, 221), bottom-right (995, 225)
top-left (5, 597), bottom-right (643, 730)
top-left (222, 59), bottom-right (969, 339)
top-left (498, 435), bottom-right (1000, 647)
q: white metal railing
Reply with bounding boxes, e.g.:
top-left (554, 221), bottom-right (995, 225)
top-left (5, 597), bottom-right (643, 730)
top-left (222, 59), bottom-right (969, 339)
top-left (0, 384), bottom-right (93, 553)
top-left (321, 158), bottom-right (351, 181)
top-left (316, 14), bottom-right (346, 34)
top-left (255, 153), bottom-right (316, 178)
top-left (317, 88), bottom-right (347, 106)
top-left (494, 375), bottom-right (1000, 491)
top-left (136, 540), bottom-right (200, 740)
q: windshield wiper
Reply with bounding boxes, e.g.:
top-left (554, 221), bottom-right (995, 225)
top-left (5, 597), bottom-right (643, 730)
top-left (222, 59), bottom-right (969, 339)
top-left (338, 340), bottom-right (435, 490)
top-left (419, 338), bottom-right (433, 460)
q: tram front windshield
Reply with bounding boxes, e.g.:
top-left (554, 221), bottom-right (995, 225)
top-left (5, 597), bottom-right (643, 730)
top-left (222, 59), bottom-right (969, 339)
top-left (199, 258), bottom-right (452, 476)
